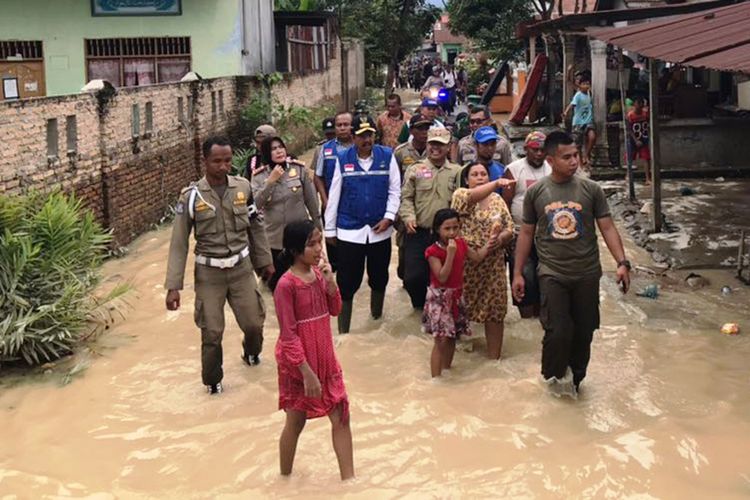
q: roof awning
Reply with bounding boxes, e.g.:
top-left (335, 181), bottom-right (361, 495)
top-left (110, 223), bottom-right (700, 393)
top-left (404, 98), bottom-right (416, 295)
top-left (587, 1), bottom-right (750, 73)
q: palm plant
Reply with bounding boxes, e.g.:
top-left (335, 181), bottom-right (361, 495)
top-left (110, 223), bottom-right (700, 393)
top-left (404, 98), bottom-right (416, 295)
top-left (0, 191), bottom-right (128, 366)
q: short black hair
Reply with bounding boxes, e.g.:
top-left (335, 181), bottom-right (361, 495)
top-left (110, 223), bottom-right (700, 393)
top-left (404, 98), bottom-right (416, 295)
top-left (460, 162), bottom-right (490, 188)
top-left (260, 135), bottom-right (286, 166)
top-left (544, 131), bottom-right (575, 156)
top-left (470, 105), bottom-right (491, 120)
top-left (334, 111), bottom-right (353, 123)
top-left (431, 208), bottom-right (460, 241)
top-left (202, 136), bottom-right (231, 158)
top-left (386, 93), bottom-right (402, 105)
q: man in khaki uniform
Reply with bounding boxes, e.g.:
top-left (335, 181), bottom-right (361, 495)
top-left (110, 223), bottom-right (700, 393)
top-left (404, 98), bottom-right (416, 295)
top-left (393, 113), bottom-right (431, 280)
top-left (399, 128), bottom-right (461, 309)
top-left (456, 105), bottom-right (512, 166)
top-left (165, 136), bottom-right (274, 395)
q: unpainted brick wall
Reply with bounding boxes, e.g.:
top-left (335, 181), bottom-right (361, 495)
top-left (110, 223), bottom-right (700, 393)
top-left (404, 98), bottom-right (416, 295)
top-left (0, 48), bottom-right (365, 246)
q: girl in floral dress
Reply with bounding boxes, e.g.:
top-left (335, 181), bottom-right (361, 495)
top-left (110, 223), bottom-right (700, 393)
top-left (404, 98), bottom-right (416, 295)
top-left (423, 208), bottom-right (498, 377)
top-left (273, 220), bottom-right (354, 480)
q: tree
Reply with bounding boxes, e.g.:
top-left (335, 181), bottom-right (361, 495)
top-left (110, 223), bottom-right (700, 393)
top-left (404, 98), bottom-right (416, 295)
top-left (331, 0), bottom-right (440, 91)
top-left (446, 0), bottom-right (533, 60)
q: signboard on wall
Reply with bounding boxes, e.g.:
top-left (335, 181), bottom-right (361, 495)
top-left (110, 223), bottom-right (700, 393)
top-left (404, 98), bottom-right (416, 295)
top-left (91, 0), bottom-right (182, 16)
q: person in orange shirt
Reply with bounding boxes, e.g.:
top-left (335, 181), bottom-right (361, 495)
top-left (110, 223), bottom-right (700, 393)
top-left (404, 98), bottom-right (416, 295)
top-left (376, 94), bottom-right (411, 149)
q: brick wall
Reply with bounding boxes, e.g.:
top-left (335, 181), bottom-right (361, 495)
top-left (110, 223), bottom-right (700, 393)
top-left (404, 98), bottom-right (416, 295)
top-left (0, 43), bottom-right (366, 246)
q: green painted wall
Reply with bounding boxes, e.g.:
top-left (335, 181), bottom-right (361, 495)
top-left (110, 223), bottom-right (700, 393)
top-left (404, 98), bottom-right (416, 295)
top-left (0, 0), bottom-right (242, 96)
top-left (440, 43), bottom-right (463, 64)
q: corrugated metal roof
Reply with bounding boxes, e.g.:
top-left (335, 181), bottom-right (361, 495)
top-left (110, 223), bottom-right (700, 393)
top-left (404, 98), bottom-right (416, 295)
top-left (588, 1), bottom-right (750, 73)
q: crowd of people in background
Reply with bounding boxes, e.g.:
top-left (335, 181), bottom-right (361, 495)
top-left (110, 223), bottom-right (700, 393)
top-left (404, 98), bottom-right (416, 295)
top-left (165, 72), bottom-right (633, 479)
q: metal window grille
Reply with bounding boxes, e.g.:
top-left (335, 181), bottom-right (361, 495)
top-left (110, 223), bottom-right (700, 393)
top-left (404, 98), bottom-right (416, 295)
top-left (85, 37), bottom-right (190, 57)
top-left (0, 40), bottom-right (43, 60)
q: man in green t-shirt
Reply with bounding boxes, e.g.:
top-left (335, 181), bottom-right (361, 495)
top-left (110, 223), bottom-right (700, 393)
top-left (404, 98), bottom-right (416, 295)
top-left (512, 131), bottom-right (631, 397)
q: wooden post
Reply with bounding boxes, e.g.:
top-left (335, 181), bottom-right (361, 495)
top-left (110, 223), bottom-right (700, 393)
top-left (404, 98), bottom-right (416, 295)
top-left (738, 230), bottom-right (746, 279)
top-left (648, 58), bottom-right (662, 232)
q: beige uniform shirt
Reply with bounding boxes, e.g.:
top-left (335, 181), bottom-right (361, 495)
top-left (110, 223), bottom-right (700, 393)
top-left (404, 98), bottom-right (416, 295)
top-left (393, 141), bottom-right (428, 180)
top-left (251, 160), bottom-right (321, 249)
top-left (165, 175), bottom-right (273, 290)
top-left (399, 159), bottom-right (461, 229)
top-left (457, 133), bottom-right (513, 166)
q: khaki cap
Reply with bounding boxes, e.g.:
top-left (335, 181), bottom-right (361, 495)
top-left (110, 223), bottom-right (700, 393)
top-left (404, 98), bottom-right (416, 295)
top-left (427, 127), bottom-right (451, 144)
top-left (254, 124), bottom-right (277, 139)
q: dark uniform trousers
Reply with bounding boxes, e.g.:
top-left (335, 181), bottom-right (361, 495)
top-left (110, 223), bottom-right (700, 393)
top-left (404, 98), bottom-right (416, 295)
top-left (403, 228), bottom-right (432, 309)
top-left (336, 238), bottom-right (391, 301)
top-left (194, 257), bottom-right (265, 385)
top-left (539, 274), bottom-right (600, 387)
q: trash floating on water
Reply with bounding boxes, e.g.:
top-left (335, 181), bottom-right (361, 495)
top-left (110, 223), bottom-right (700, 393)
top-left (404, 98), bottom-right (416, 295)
top-left (715, 176), bottom-right (725, 182)
top-left (721, 286), bottom-right (732, 296)
top-left (720, 323), bottom-right (740, 335)
top-left (679, 186), bottom-right (696, 196)
top-left (636, 284), bottom-right (659, 299)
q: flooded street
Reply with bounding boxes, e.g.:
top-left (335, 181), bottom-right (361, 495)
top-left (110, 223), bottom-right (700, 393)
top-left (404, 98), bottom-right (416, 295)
top-left (1, 218), bottom-right (750, 498)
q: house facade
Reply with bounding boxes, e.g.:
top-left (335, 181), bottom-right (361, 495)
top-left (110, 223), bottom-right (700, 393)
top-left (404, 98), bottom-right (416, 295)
top-left (0, 0), bottom-right (275, 99)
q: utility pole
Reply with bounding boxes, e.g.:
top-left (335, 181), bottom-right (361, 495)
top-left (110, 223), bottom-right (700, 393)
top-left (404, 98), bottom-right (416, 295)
top-left (648, 58), bottom-right (662, 232)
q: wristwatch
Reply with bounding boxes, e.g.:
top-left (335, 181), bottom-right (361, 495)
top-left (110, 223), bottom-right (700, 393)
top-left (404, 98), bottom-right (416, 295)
top-left (617, 259), bottom-right (632, 270)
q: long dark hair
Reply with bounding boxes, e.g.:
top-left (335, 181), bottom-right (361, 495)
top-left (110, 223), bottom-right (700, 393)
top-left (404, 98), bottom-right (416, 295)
top-left (260, 135), bottom-right (287, 166)
top-left (460, 162), bottom-right (490, 188)
top-left (278, 219), bottom-right (317, 274)
top-left (431, 208), bottom-right (460, 243)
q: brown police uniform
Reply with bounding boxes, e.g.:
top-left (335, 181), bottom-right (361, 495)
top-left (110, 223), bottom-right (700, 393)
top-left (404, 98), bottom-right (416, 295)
top-left (456, 133), bottom-right (513, 166)
top-left (392, 141), bottom-right (429, 280)
top-left (165, 175), bottom-right (272, 386)
top-left (398, 158), bottom-right (461, 308)
top-left (251, 159), bottom-right (321, 290)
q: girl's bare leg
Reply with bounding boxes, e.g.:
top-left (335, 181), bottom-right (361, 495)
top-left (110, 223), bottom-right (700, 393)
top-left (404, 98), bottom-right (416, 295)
top-left (328, 406), bottom-right (354, 480)
top-left (431, 339), bottom-right (443, 377)
top-left (279, 410), bottom-right (306, 476)
top-left (485, 321), bottom-right (505, 360)
top-left (443, 338), bottom-right (456, 369)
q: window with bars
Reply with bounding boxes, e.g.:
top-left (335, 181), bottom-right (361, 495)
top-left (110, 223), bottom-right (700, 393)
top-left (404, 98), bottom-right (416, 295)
top-left (85, 37), bottom-right (191, 87)
top-left (0, 40), bottom-right (43, 60)
top-left (286, 25), bottom-right (331, 75)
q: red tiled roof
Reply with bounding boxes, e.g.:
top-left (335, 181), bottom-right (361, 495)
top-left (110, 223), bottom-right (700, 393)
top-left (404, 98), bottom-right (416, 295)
top-left (588, 1), bottom-right (750, 73)
top-left (433, 14), bottom-right (468, 44)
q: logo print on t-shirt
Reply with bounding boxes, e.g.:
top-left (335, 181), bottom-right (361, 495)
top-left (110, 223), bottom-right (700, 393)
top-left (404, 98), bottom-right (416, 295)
top-left (544, 201), bottom-right (584, 240)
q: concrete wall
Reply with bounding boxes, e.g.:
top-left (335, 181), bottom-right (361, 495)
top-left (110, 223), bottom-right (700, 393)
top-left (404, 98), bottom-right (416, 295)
top-left (0, 44), bottom-right (365, 245)
top-left (0, 0), bottom-right (243, 96)
top-left (658, 118), bottom-right (750, 168)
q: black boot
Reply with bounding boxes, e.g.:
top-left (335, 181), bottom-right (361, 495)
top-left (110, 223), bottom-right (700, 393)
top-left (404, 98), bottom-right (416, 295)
top-left (370, 290), bottom-right (385, 320)
top-left (338, 300), bottom-right (353, 334)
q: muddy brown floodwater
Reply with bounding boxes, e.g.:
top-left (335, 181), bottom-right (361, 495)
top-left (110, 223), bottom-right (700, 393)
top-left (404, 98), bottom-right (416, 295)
top-left (1, 222), bottom-right (750, 499)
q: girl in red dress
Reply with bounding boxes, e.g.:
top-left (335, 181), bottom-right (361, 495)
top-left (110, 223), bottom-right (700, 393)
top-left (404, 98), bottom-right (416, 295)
top-left (424, 209), bottom-right (497, 377)
top-left (273, 220), bottom-right (354, 480)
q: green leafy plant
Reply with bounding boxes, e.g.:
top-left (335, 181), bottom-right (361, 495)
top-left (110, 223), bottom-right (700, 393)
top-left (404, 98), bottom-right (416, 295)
top-left (0, 191), bottom-right (129, 366)
top-left (231, 147), bottom-right (255, 177)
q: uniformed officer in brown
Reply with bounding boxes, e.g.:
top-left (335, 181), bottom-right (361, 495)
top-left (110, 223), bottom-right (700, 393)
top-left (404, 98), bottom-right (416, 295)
top-left (165, 136), bottom-right (274, 395)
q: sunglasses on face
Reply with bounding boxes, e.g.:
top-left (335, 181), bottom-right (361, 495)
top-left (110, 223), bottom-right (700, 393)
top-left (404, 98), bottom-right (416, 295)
top-left (469, 119), bottom-right (485, 125)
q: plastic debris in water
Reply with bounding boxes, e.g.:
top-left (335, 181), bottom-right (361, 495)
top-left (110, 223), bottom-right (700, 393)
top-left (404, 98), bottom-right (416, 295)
top-left (721, 323), bottom-right (740, 335)
top-left (721, 286), bottom-right (732, 296)
top-left (679, 186), bottom-right (696, 196)
top-left (636, 284), bottom-right (659, 299)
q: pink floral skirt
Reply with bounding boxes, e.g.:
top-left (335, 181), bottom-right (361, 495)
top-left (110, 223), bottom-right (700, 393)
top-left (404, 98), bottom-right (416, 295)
top-left (422, 287), bottom-right (471, 339)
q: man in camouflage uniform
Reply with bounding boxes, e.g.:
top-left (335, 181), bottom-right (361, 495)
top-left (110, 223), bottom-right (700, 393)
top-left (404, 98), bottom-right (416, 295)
top-left (165, 136), bottom-right (274, 395)
top-left (456, 105), bottom-right (512, 166)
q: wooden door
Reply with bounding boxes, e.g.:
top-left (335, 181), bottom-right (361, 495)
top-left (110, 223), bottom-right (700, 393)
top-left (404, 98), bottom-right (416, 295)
top-left (0, 61), bottom-right (46, 100)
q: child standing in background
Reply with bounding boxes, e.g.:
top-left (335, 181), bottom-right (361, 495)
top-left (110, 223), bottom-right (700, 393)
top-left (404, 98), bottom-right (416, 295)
top-left (423, 209), bottom-right (497, 378)
top-left (627, 96), bottom-right (651, 185)
top-left (273, 220), bottom-right (354, 480)
top-left (564, 73), bottom-right (596, 170)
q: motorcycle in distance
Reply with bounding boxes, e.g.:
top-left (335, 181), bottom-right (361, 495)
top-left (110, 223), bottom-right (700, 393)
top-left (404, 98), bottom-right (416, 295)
top-left (420, 85), bottom-right (453, 117)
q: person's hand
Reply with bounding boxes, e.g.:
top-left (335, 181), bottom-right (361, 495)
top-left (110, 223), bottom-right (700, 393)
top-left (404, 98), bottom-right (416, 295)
top-left (512, 274), bottom-right (526, 303)
top-left (495, 178), bottom-right (517, 189)
top-left (446, 238), bottom-right (457, 255)
top-left (372, 218), bottom-right (393, 234)
top-left (165, 290), bottom-right (180, 311)
top-left (319, 257), bottom-right (335, 284)
top-left (326, 237), bottom-right (337, 247)
top-left (405, 220), bottom-right (417, 234)
top-left (303, 372), bottom-right (322, 398)
top-left (486, 233), bottom-right (501, 251)
top-left (617, 265), bottom-right (630, 294)
top-left (260, 264), bottom-right (275, 281)
top-left (267, 165), bottom-right (285, 184)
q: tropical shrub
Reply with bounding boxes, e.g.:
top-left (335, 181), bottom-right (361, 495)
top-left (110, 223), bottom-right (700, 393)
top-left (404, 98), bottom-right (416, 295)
top-left (0, 191), bottom-right (127, 366)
